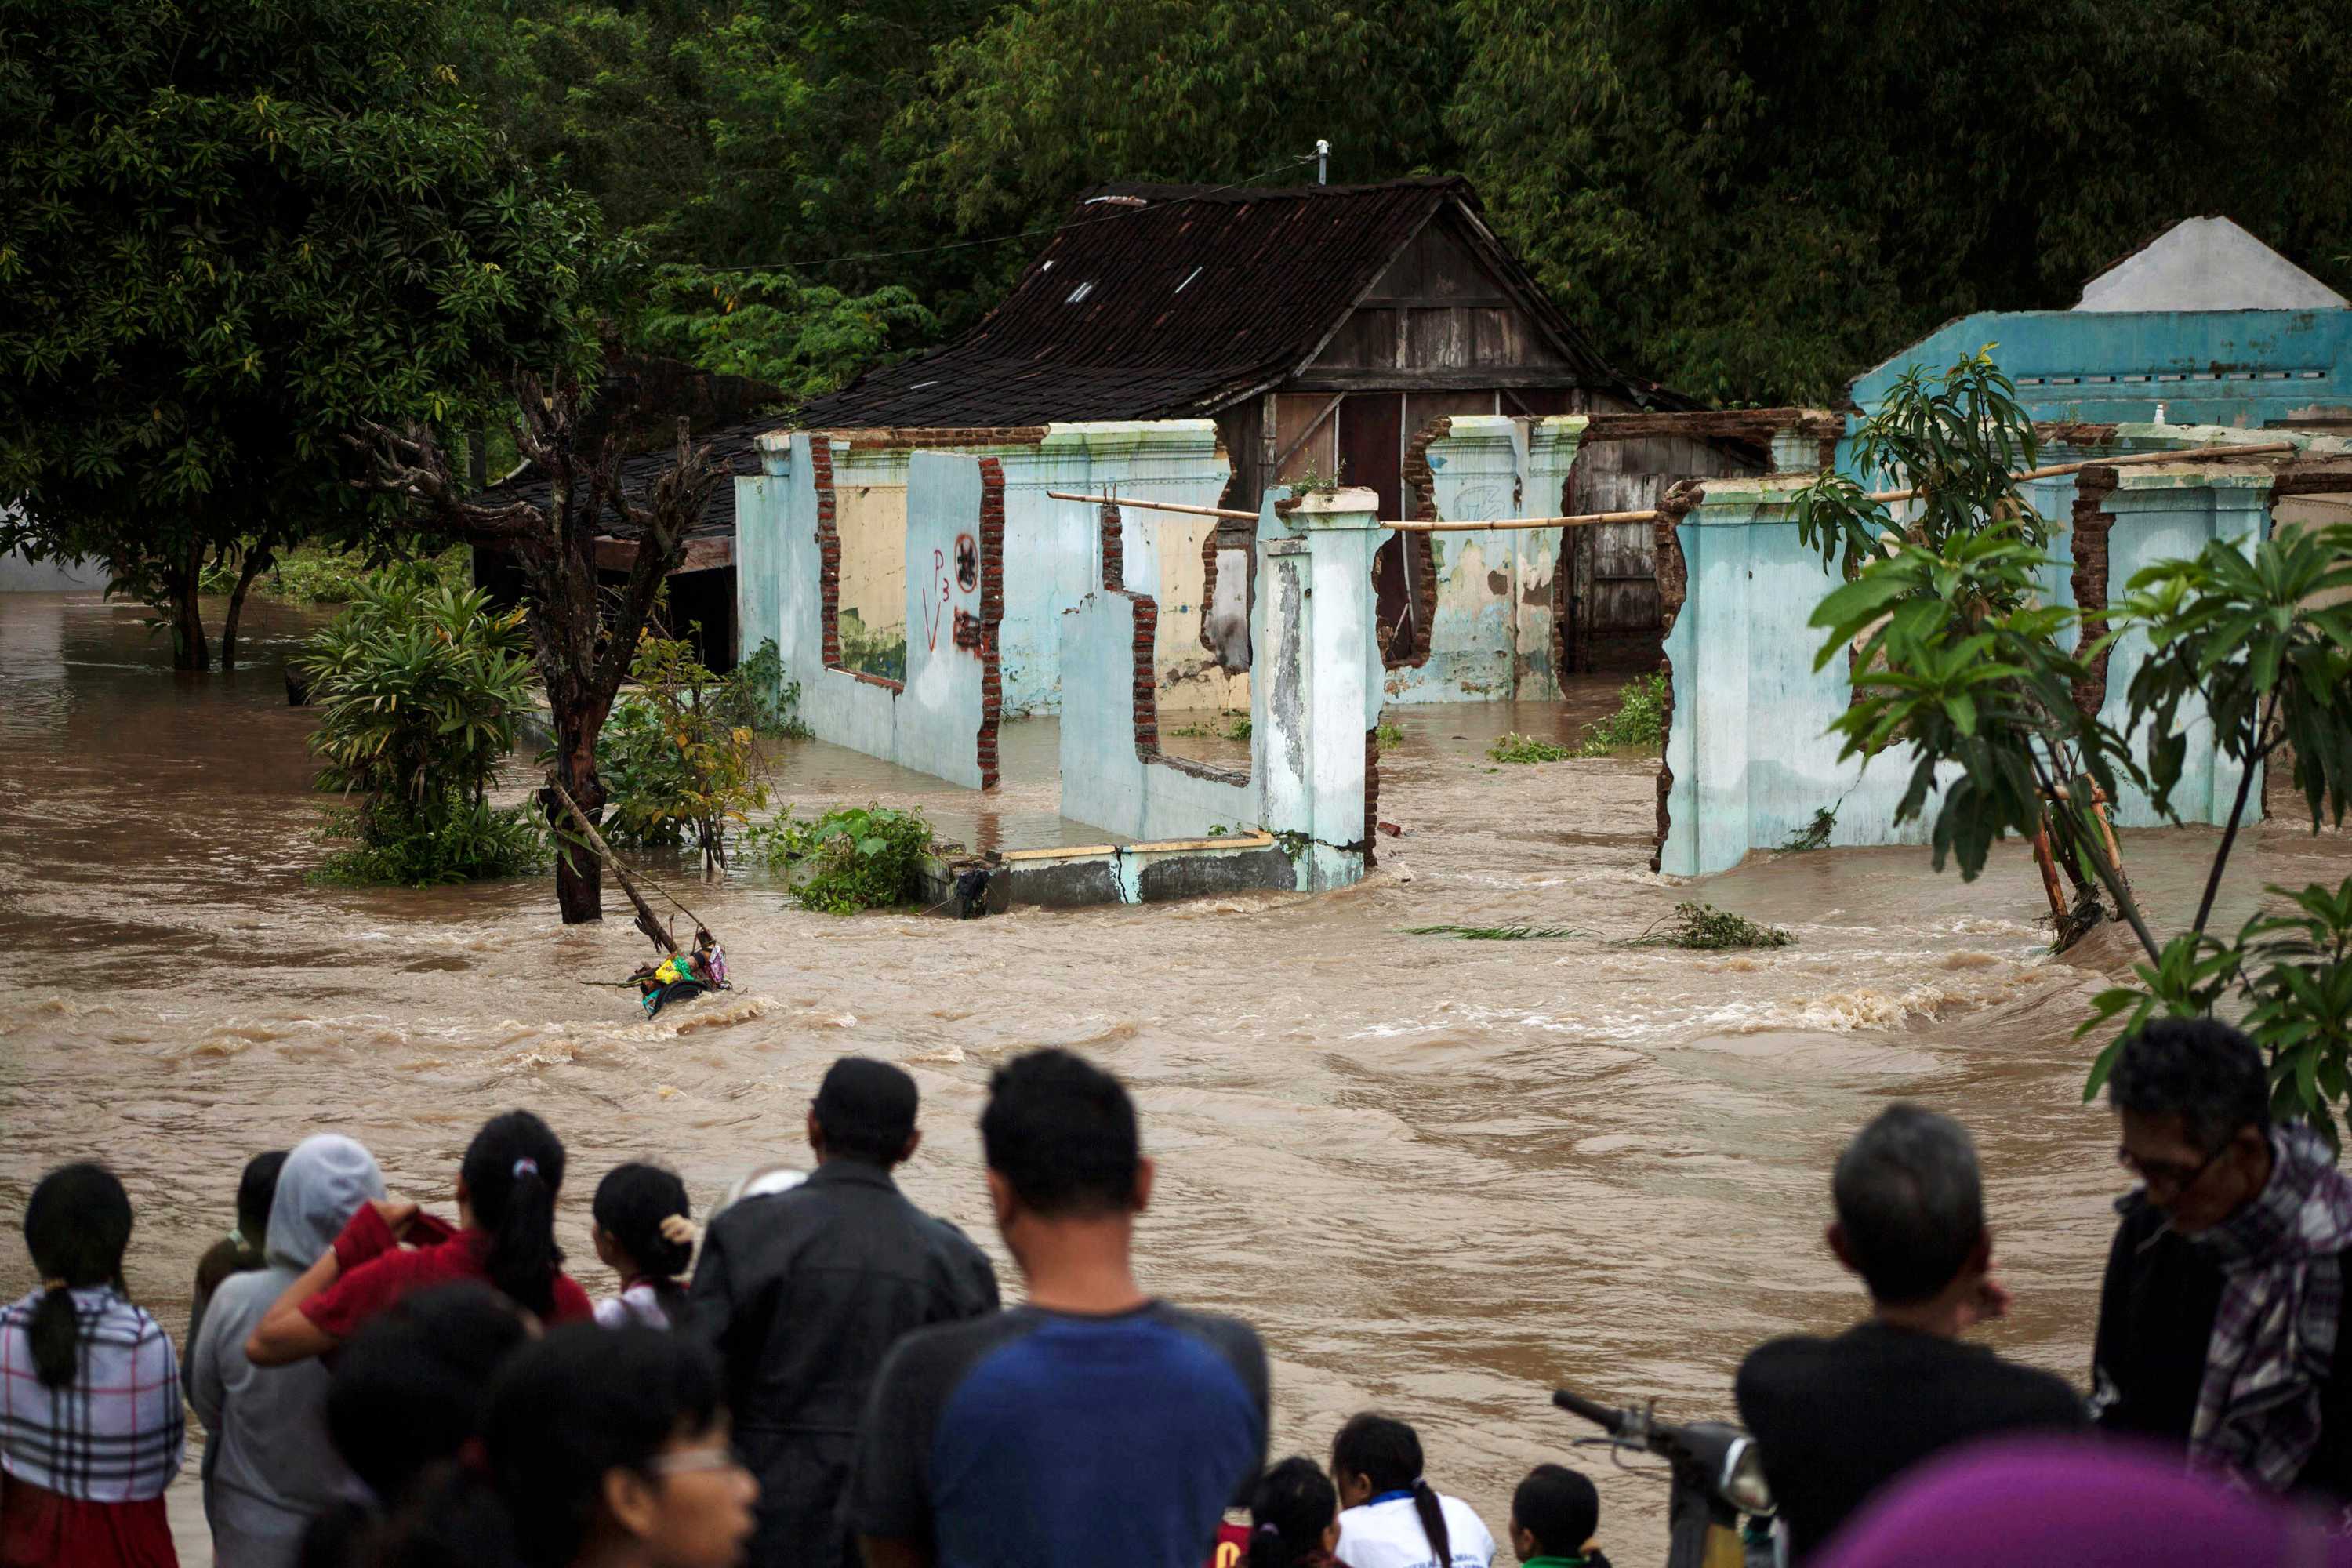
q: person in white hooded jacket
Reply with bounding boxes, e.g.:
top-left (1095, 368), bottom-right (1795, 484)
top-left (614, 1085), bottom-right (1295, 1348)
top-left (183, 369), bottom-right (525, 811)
top-left (188, 1134), bottom-right (386, 1568)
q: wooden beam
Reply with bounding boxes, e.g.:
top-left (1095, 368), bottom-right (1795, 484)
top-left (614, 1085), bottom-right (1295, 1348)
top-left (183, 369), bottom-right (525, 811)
top-left (1270, 393), bottom-right (1345, 474)
top-left (1285, 366), bottom-right (1598, 393)
top-left (1046, 491), bottom-right (1261, 521)
top-left (1864, 441), bottom-right (2296, 503)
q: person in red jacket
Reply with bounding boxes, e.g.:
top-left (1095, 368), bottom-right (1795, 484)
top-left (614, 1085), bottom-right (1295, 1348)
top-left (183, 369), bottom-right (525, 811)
top-left (246, 1109), bottom-right (593, 1365)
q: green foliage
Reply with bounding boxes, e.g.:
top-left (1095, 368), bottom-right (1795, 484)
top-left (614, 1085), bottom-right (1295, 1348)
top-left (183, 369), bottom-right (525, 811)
top-left (1625, 903), bottom-right (1793, 951)
top-left (1374, 723), bottom-right (1404, 749)
top-left (597, 630), bottom-right (769, 872)
top-left (0, 0), bottom-right (603, 668)
top-left (1488, 731), bottom-right (1573, 764)
top-left (296, 568), bottom-right (544, 885)
top-left (1573, 671), bottom-right (1669, 756)
top-left (2107, 523), bottom-right (2352, 834)
top-left (710, 638), bottom-right (809, 737)
top-left (1799, 353), bottom-right (2126, 885)
top-left (201, 543), bottom-right (470, 605)
top-left (746, 804), bottom-right (934, 913)
top-left (1781, 807), bottom-right (1838, 853)
top-left (1808, 355), bottom-right (2352, 1132)
top-left (1447, 0), bottom-right (2352, 405)
top-left (641, 269), bottom-right (938, 403)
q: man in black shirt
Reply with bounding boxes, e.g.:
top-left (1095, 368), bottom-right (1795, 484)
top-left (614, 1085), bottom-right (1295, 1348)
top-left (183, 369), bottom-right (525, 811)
top-left (680, 1057), bottom-right (999, 1568)
top-left (2096, 1018), bottom-right (2352, 1497)
top-left (1736, 1105), bottom-right (2084, 1560)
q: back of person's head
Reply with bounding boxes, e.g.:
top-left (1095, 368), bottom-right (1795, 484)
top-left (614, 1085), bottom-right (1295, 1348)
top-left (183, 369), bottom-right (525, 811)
top-left (2108, 1018), bottom-right (2271, 1152)
top-left (811, 1057), bottom-right (920, 1164)
top-left (1331, 1414), bottom-right (1449, 1568)
top-left (592, 1163), bottom-right (692, 1307)
top-left (238, 1149), bottom-right (290, 1239)
top-left (1513, 1464), bottom-right (1603, 1563)
top-left (21, 1163), bottom-right (133, 1389)
top-left (1831, 1103), bottom-right (1984, 1305)
top-left (460, 1110), bottom-right (567, 1316)
top-left (328, 1283), bottom-right (535, 1508)
top-left (267, 1134), bottom-right (387, 1272)
top-left (383, 1323), bottom-right (731, 1568)
top-left (1250, 1456), bottom-right (1338, 1568)
top-left (980, 1047), bottom-right (1140, 1216)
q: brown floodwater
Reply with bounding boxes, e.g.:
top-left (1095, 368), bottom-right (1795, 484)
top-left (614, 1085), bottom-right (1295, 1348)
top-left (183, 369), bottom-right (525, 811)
top-left (4, 588), bottom-right (2349, 1563)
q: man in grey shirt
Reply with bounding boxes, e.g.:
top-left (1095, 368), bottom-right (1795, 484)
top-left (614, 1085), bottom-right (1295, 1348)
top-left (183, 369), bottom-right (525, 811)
top-left (682, 1057), bottom-right (997, 1568)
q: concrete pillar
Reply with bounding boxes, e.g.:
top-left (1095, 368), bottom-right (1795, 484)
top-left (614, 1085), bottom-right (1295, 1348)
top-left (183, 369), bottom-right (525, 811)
top-left (1252, 487), bottom-right (1383, 891)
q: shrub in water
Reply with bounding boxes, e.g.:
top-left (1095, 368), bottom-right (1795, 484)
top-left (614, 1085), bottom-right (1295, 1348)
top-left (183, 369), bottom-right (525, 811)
top-left (1488, 731), bottom-right (1573, 764)
top-left (1574, 671), bottom-right (1669, 757)
top-left (746, 804), bottom-right (934, 914)
top-left (298, 567), bottom-right (543, 885)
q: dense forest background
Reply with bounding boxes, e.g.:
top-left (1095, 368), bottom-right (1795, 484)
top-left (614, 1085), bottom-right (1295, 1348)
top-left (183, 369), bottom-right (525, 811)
top-left (461, 0), bottom-right (2352, 407)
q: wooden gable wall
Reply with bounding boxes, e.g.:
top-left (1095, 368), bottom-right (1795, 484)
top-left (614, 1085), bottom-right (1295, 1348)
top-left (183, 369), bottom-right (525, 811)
top-left (1300, 214), bottom-right (1566, 385)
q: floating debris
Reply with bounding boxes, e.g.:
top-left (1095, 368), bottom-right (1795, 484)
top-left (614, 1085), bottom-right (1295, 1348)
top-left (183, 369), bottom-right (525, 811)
top-left (1403, 923), bottom-right (1592, 940)
top-left (1624, 902), bottom-right (1794, 950)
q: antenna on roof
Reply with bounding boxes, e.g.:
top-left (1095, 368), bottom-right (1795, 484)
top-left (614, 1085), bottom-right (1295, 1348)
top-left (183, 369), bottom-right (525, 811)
top-left (1316, 139), bottom-right (1330, 186)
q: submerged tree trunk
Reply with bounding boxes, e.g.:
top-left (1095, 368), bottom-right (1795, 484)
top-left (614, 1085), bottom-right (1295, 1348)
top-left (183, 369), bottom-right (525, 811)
top-left (220, 546), bottom-right (274, 671)
top-left (545, 702), bottom-right (609, 924)
top-left (163, 543), bottom-right (211, 672)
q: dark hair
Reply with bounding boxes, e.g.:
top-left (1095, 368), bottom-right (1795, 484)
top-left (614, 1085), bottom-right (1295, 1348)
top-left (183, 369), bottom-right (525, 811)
top-left (327, 1283), bottom-right (535, 1506)
top-left (1514, 1464), bottom-right (1602, 1560)
top-left (812, 1056), bottom-right (920, 1165)
top-left (383, 1323), bottom-right (724, 1568)
top-left (1831, 1103), bottom-right (1984, 1305)
top-left (592, 1163), bottom-right (692, 1316)
top-left (979, 1048), bottom-right (1140, 1216)
top-left (1331, 1414), bottom-right (1447, 1568)
top-left (22, 1163), bottom-right (133, 1389)
top-left (238, 1150), bottom-right (290, 1236)
top-left (460, 1110), bottom-right (567, 1317)
top-left (2109, 1018), bottom-right (2272, 1153)
top-left (1250, 1456), bottom-right (1338, 1568)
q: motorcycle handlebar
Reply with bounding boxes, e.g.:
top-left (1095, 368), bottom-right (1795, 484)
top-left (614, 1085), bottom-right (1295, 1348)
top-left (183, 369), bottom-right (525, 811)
top-left (1550, 1388), bottom-right (1626, 1436)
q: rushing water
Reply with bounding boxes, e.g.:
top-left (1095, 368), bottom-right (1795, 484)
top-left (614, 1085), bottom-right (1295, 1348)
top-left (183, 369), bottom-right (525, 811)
top-left (5, 588), bottom-right (2350, 1563)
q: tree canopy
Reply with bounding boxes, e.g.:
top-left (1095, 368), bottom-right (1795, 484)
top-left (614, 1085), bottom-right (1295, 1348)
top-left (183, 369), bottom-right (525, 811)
top-left (0, 0), bottom-right (600, 666)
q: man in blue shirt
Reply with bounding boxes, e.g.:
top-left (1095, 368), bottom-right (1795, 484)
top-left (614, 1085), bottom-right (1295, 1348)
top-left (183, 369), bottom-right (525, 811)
top-left (848, 1047), bottom-right (1269, 1568)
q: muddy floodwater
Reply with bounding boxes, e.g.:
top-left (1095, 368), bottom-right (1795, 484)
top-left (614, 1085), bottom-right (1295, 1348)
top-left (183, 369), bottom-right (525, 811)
top-left (5, 589), bottom-right (2350, 1562)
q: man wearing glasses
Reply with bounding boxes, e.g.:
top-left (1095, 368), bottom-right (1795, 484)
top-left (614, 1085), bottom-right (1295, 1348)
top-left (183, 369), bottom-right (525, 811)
top-left (2096, 1018), bottom-right (2352, 1499)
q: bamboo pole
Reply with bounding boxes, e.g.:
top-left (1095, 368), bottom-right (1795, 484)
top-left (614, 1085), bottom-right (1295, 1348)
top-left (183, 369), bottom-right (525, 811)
top-left (1044, 491), bottom-right (1259, 521)
top-left (1863, 441), bottom-right (2296, 504)
top-left (547, 778), bottom-right (678, 955)
top-left (1050, 439), bottom-right (2297, 534)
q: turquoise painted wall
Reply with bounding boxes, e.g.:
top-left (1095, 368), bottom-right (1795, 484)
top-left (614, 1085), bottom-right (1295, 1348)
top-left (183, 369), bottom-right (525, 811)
top-left (1848, 309), bottom-right (2352, 429)
top-left (1660, 450), bottom-right (2288, 877)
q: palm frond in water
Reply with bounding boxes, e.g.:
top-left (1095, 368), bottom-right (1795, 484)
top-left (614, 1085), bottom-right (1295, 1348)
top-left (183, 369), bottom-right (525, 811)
top-left (1402, 923), bottom-right (1592, 940)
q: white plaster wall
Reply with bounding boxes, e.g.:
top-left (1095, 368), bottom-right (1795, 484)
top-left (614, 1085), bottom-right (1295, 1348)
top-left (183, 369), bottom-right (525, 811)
top-left (2076, 217), bottom-right (2347, 313)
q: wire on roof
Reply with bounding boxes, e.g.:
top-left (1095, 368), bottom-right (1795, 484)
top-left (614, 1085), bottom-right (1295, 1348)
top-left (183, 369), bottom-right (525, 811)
top-left (695, 151), bottom-right (1324, 275)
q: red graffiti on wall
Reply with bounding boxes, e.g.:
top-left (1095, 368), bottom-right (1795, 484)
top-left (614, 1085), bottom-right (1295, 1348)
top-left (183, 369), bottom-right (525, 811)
top-left (921, 546), bottom-right (949, 652)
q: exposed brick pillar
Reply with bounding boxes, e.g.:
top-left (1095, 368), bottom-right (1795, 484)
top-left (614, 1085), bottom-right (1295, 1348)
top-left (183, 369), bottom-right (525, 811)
top-left (1649, 478), bottom-right (1702, 871)
top-left (1099, 500), bottom-right (1125, 592)
top-left (2071, 466), bottom-right (2118, 718)
top-left (811, 439), bottom-right (842, 670)
top-left (975, 458), bottom-right (1007, 790)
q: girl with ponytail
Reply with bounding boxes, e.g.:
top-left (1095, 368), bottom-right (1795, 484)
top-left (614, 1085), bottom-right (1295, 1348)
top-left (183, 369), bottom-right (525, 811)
top-left (248, 1110), bottom-right (593, 1367)
top-left (1329, 1414), bottom-right (1497, 1568)
top-left (1250, 1456), bottom-right (1345, 1568)
top-left (590, 1163), bottom-right (695, 1329)
top-left (1, 1163), bottom-right (184, 1568)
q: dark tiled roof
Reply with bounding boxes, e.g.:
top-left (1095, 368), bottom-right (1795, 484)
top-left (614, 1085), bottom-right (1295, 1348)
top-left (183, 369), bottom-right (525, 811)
top-left (795, 176), bottom-right (1628, 428)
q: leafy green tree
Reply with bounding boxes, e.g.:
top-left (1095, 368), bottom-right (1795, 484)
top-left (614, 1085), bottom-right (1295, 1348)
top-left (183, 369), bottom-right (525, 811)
top-left (297, 567), bottom-right (545, 885)
top-left (638, 268), bottom-right (936, 401)
top-left (1449, 0), bottom-right (2352, 405)
top-left (1798, 350), bottom-right (2352, 1136)
top-left (598, 627), bottom-right (769, 873)
top-left (0, 0), bottom-right (601, 670)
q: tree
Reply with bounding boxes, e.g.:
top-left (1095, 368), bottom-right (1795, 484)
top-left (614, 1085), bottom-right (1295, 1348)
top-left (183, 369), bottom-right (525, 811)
top-left (298, 566), bottom-right (546, 886)
top-left (1798, 350), bottom-right (2352, 1135)
top-left (0, 0), bottom-right (600, 670)
top-left (1447, 0), bottom-right (2352, 405)
top-left (350, 371), bottom-right (722, 924)
top-left (598, 626), bottom-right (770, 876)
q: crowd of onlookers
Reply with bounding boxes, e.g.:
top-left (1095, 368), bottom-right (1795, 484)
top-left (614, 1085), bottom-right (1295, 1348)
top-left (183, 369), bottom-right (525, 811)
top-left (5, 1019), bottom-right (2352, 1568)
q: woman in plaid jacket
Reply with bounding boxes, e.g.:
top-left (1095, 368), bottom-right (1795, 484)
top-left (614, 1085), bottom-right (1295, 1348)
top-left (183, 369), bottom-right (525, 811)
top-left (0, 1164), bottom-right (183, 1568)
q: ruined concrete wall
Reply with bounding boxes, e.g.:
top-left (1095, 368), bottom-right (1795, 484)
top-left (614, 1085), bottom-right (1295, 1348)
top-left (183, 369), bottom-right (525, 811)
top-left (0, 548), bottom-right (105, 592)
top-left (735, 423), bottom-right (1233, 717)
top-left (1657, 442), bottom-right (2288, 876)
top-left (743, 436), bottom-right (1001, 789)
top-left (1381, 414), bottom-right (1585, 704)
